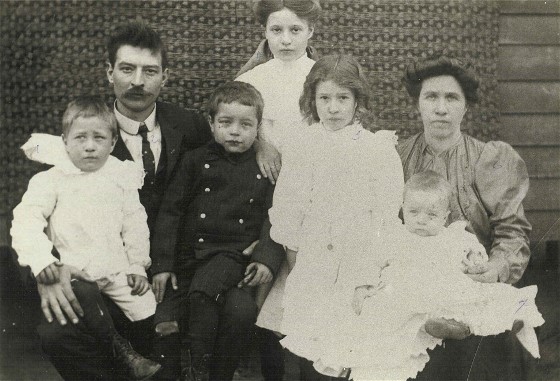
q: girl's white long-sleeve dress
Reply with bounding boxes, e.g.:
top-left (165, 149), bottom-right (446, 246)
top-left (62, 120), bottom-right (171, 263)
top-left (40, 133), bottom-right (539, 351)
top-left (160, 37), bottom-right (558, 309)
top-left (237, 54), bottom-right (316, 332)
top-left (236, 54), bottom-right (315, 152)
top-left (269, 122), bottom-right (404, 363)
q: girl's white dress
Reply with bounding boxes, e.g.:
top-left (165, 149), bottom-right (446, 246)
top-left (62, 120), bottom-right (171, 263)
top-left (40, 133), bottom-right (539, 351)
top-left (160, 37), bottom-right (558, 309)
top-left (269, 122), bottom-right (404, 365)
top-left (318, 222), bottom-right (544, 381)
top-left (236, 54), bottom-right (316, 332)
top-left (236, 54), bottom-right (315, 153)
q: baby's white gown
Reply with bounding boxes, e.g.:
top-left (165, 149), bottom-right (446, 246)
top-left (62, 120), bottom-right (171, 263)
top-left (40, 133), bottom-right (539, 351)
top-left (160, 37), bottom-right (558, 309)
top-left (319, 222), bottom-right (544, 381)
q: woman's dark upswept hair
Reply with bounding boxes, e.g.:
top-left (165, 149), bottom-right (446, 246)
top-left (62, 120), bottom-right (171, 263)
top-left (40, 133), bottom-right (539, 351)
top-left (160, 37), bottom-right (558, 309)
top-left (299, 54), bottom-right (373, 124)
top-left (252, 0), bottom-right (322, 26)
top-left (402, 55), bottom-right (479, 105)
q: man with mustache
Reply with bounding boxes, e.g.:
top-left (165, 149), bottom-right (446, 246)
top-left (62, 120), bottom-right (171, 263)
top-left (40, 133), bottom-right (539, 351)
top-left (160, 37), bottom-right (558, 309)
top-left (33, 23), bottom-right (272, 380)
top-left (32, 22), bottom-right (211, 380)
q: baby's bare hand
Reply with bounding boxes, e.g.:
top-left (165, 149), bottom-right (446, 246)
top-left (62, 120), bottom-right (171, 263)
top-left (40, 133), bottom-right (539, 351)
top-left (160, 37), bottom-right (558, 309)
top-left (127, 274), bottom-right (151, 296)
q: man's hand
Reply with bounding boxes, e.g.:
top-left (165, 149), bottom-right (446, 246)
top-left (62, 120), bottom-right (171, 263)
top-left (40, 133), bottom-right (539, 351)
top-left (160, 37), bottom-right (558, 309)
top-left (37, 264), bottom-right (93, 325)
top-left (255, 140), bottom-right (281, 184)
top-left (424, 317), bottom-right (471, 340)
top-left (127, 274), bottom-right (151, 296)
top-left (152, 272), bottom-right (177, 303)
top-left (238, 263), bottom-right (273, 288)
top-left (36, 261), bottom-right (62, 284)
top-left (464, 258), bottom-right (502, 283)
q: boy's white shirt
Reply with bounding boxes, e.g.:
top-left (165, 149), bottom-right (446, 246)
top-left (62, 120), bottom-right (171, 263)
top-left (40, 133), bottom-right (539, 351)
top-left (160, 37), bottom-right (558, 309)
top-left (11, 133), bottom-right (150, 280)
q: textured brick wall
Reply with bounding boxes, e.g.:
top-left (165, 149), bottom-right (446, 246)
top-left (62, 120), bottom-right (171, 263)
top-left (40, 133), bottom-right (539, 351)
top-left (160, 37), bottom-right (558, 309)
top-left (0, 0), bottom-right (500, 216)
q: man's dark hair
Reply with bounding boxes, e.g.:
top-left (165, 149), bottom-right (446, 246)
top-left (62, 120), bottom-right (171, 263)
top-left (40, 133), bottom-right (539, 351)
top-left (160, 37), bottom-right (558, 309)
top-left (107, 22), bottom-right (168, 69)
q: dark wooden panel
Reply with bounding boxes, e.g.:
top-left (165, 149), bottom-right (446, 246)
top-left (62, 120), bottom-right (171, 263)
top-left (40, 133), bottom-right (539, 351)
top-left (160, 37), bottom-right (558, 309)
top-left (525, 178), bottom-right (560, 211)
top-left (499, 15), bottom-right (560, 44)
top-left (526, 210), bottom-right (560, 242)
top-left (500, 115), bottom-right (560, 145)
top-left (515, 146), bottom-right (560, 178)
top-left (500, 0), bottom-right (560, 15)
top-left (498, 82), bottom-right (560, 113)
top-left (499, 46), bottom-right (560, 80)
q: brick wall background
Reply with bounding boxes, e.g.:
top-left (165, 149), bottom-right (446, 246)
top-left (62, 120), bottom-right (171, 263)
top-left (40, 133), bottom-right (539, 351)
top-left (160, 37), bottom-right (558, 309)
top-left (0, 0), bottom-right (500, 221)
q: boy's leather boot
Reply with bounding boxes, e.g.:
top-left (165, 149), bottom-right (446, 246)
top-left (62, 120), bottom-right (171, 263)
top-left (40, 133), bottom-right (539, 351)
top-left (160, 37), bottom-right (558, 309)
top-left (112, 333), bottom-right (162, 380)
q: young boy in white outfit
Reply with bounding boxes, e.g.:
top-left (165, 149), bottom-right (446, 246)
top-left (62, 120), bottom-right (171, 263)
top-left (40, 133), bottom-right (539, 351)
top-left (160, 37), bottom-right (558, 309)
top-left (11, 96), bottom-right (160, 380)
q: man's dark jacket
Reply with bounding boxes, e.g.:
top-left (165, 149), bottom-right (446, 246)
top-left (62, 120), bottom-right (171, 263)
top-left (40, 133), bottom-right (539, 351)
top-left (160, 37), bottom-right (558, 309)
top-left (111, 101), bottom-right (212, 232)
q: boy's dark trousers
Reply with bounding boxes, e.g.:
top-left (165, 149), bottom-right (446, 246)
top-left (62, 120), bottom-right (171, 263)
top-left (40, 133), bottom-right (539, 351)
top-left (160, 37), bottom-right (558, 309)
top-left (188, 287), bottom-right (257, 380)
top-left (37, 280), bottom-right (153, 381)
top-left (154, 253), bottom-right (258, 381)
top-left (189, 252), bottom-right (257, 381)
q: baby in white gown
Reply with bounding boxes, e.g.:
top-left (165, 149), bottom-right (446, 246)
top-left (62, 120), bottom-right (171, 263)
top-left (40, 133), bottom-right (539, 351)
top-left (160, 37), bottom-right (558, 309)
top-left (318, 170), bottom-right (544, 381)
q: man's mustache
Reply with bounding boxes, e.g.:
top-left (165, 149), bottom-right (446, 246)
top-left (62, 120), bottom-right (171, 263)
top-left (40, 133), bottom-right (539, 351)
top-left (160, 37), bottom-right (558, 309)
top-left (125, 87), bottom-right (149, 97)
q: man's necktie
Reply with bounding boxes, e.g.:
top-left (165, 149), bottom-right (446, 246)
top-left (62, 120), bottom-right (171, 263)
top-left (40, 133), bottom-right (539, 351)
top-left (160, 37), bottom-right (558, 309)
top-left (138, 122), bottom-right (155, 187)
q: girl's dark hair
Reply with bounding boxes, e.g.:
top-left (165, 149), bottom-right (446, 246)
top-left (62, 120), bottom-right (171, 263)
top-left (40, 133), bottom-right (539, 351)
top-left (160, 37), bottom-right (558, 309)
top-left (299, 54), bottom-right (373, 124)
top-left (107, 22), bottom-right (168, 70)
top-left (402, 55), bottom-right (479, 105)
top-left (253, 0), bottom-right (322, 26)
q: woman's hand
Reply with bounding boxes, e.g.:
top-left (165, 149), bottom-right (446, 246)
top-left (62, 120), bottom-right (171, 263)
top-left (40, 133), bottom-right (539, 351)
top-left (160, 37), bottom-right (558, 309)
top-left (464, 258), bottom-right (502, 283)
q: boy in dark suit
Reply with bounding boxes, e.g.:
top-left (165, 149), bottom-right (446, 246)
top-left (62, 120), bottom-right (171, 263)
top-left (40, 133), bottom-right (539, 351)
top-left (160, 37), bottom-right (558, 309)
top-left (152, 81), bottom-right (284, 381)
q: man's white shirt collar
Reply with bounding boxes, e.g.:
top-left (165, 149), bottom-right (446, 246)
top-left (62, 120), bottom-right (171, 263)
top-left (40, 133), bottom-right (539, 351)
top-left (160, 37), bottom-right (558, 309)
top-left (113, 102), bottom-right (158, 135)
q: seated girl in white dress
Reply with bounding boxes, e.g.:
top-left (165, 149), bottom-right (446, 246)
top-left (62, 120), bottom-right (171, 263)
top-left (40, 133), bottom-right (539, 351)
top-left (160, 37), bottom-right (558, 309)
top-left (268, 54), bottom-right (405, 380)
top-left (318, 170), bottom-right (544, 381)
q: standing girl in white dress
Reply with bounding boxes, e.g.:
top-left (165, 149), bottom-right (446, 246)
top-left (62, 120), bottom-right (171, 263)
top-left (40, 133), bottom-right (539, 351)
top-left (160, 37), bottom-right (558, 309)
top-left (236, 0), bottom-right (321, 181)
top-left (236, 3), bottom-right (321, 380)
top-left (269, 54), bottom-right (404, 379)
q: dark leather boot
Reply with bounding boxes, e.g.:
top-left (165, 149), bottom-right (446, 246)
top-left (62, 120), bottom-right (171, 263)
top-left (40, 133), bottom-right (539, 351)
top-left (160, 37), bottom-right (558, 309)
top-left (152, 332), bottom-right (182, 380)
top-left (112, 333), bottom-right (162, 380)
top-left (182, 353), bottom-right (211, 381)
